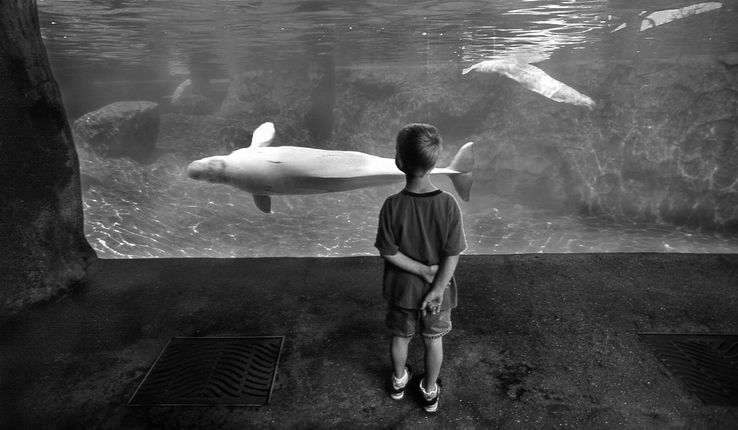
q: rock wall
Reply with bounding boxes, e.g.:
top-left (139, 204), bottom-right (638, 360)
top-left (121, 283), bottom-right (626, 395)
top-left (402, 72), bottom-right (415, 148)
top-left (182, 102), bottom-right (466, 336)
top-left (219, 55), bottom-right (335, 146)
top-left (220, 55), bottom-right (738, 233)
top-left (0, 0), bottom-right (96, 315)
top-left (552, 57), bottom-right (738, 232)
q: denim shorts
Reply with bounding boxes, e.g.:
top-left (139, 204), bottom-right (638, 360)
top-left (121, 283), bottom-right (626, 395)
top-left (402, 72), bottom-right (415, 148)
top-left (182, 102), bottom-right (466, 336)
top-left (385, 302), bottom-right (452, 339)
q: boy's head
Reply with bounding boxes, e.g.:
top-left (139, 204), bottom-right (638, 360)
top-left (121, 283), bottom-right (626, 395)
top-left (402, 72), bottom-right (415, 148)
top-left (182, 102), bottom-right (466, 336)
top-left (395, 123), bottom-right (442, 176)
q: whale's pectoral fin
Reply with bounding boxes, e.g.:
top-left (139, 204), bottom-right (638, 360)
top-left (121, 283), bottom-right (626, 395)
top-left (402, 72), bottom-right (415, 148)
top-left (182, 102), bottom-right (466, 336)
top-left (253, 195), bottom-right (272, 213)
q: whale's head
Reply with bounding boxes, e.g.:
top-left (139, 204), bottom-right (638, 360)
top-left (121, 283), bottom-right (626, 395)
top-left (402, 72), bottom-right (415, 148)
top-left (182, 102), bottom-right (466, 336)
top-left (187, 157), bottom-right (228, 184)
top-left (187, 150), bottom-right (270, 196)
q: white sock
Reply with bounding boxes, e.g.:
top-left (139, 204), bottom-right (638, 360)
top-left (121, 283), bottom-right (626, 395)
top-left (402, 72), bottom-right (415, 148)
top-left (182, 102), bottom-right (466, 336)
top-left (421, 381), bottom-right (437, 397)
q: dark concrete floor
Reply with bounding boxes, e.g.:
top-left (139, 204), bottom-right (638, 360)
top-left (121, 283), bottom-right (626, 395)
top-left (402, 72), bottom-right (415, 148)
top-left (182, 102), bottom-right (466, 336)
top-left (1, 254), bottom-right (738, 429)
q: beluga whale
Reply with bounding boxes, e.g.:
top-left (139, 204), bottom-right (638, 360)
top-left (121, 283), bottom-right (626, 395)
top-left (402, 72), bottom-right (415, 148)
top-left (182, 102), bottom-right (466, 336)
top-left (187, 122), bottom-right (475, 213)
top-left (462, 58), bottom-right (596, 109)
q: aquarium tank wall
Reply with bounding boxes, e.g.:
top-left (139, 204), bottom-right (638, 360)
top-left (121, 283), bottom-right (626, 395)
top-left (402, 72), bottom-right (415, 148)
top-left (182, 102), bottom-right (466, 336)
top-left (37, 0), bottom-right (738, 257)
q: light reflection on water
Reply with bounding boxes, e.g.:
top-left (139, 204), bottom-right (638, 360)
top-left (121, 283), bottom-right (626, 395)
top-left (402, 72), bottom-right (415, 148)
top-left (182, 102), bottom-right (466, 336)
top-left (38, 0), bottom-right (615, 74)
top-left (81, 152), bottom-right (738, 259)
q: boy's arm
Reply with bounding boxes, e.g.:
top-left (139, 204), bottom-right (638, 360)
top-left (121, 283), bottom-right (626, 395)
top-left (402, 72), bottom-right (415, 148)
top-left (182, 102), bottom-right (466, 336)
top-left (420, 254), bottom-right (460, 314)
top-left (380, 251), bottom-right (438, 284)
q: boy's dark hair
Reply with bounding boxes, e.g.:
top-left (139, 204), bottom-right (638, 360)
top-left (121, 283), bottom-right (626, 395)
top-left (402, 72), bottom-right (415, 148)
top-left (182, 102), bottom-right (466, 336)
top-left (396, 123), bottom-right (442, 175)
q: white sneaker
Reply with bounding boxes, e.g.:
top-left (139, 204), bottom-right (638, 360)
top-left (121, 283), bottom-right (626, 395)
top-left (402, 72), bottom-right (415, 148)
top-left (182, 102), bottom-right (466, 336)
top-left (420, 378), bottom-right (440, 412)
top-left (390, 365), bottom-right (412, 400)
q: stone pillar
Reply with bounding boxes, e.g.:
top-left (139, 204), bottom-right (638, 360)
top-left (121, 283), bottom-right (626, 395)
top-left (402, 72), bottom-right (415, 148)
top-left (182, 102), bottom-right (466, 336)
top-left (0, 0), bottom-right (96, 314)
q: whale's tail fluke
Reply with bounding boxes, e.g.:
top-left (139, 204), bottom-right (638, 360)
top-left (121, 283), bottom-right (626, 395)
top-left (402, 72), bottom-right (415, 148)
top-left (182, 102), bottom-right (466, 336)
top-left (446, 142), bottom-right (474, 202)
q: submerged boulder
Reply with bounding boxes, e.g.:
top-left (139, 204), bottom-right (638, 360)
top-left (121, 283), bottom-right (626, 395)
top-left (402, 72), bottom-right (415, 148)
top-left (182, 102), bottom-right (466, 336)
top-left (172, 94), bottom-right (214, 116)
top-left (219, 126), bottom-right (252, 153)
top-left (219, 58), bottom-right (336, 145)
top-left (73, 101), bottom-right (160, 162)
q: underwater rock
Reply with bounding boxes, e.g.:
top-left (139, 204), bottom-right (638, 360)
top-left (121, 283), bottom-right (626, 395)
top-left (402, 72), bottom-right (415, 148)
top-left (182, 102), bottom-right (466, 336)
top-left (172, 94), bottom-right (214, 116)
top-left (690, 89), bottom-right (738, 126)
top-left (73, 101), bottom-right (160, 162)
top-left (477, 148), bottom-right (569, 209)
top-left (219, 126), bottom-right (253, 153)
top-left (636, 84), bottom-right (694, 114)
top-left (332, 66), bottom-right (498, 154)
top-left (220, 69), bottom-right (312, 118)
top-left (219, 62), bottom-right (335, 145)
top-left (717, 52), bottom-right (738, 66)
top-left (0, 0), bottom-right (96, 314)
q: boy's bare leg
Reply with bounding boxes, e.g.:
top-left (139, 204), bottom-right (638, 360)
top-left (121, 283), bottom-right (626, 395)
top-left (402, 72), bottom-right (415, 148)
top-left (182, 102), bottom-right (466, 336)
top-left (423, 336), bottom-right (443, 391)
top-left (391, 335), bottom-right (412, 378)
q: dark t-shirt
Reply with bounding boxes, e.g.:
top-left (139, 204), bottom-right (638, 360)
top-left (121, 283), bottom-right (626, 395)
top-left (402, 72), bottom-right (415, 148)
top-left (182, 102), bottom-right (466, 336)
top-left (374, 189), bottom-right (467, 310)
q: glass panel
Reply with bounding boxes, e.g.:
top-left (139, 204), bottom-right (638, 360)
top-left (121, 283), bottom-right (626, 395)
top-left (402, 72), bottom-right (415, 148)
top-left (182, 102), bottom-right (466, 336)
top-left (38, 0), bottom-right (738, 257)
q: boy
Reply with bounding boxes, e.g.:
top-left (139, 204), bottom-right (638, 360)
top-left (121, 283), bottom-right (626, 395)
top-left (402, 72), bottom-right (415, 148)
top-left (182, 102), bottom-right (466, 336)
top-left (374, 123), bottom-right (467, 413)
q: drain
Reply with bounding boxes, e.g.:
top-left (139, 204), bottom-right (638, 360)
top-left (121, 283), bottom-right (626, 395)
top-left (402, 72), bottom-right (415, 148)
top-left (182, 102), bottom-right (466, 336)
top-left (128, 336), bottom-right (284, 406)
top-left (638, 333), bottom-right (738, 406)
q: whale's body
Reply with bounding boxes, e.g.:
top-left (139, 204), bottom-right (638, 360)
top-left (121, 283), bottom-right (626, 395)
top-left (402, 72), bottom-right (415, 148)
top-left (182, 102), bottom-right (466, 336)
top-left (171, 79), bottom-right (192, 103)
top-left (187, 123), bottom-right (474, 213)
top-left (610, 2), bottom-right (722, 33)
top-left (463, 59), bottom-right (596, 109)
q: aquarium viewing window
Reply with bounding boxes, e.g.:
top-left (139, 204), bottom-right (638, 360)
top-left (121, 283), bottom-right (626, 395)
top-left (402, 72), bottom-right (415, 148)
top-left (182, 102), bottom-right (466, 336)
top-left (38, 0), bottom-right (738, 258)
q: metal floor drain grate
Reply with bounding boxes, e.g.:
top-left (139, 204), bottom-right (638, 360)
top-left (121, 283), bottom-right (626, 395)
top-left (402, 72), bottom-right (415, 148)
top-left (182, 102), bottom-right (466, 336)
top-left (638, 333), bottom-right (738, 406)
top-left (128, 336), bottom-right (284, 406)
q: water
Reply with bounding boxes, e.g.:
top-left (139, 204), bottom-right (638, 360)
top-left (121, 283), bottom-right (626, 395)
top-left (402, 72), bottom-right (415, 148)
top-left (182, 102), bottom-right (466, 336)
top-left (80, 145), bottom-right (738, 258)
top-left (77, 114), bottom-right (738, 258)
top-left (38, 0), bottom-right (738, 258)
top-left (39, 0), bottom-right (613, 74)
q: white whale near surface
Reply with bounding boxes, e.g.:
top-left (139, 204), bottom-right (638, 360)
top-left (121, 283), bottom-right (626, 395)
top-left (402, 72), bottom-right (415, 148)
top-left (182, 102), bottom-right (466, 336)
top-left (463, 59), bottom-right (596, 110)
top-left (187, 122), bottom-right (475, 213)
top-left (161, 79), bottom-right (192, 102)
top-left (640, 2), bottom-right (722, 31)
top-left (610, 2), bottom-right (722, 33)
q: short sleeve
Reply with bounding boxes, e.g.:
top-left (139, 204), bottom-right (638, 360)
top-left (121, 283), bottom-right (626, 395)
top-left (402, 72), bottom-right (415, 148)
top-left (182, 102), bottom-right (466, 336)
top-left (374, 199), bottom-right (399, 256)
top-left (443, 196), bottom-right (467, 257)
